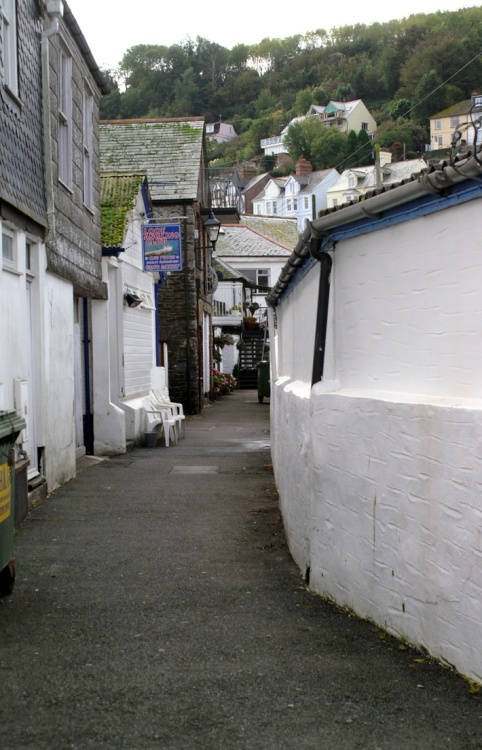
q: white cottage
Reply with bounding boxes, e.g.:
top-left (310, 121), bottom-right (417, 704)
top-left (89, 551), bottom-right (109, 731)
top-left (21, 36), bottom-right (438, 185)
top-left (268, 153), bottom-right (482, 684)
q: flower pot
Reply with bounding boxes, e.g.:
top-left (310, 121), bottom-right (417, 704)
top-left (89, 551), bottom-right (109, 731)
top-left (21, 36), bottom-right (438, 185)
top-left (143, 431), bottom-right (158, 448)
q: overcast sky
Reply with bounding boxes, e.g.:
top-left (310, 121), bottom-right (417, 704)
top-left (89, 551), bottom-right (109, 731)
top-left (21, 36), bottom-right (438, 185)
top-left (69, 1), bottom-right (480, 71)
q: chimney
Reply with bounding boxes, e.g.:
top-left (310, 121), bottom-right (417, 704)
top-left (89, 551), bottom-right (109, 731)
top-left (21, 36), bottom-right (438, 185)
top-left (237, 163), bottom-right (257, 180)
top-left (296, 158), bottom-right (313, 176)
top-left (379, 149), bottom-right (392, 168)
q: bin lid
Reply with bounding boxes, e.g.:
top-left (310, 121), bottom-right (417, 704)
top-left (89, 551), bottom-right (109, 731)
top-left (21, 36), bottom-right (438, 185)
top-left (0, 411), bottom-right (26, 440)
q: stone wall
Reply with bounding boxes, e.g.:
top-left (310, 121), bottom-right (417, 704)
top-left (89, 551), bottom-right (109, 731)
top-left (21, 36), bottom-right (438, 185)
top-left (156, 204), bottom-right (208, 414)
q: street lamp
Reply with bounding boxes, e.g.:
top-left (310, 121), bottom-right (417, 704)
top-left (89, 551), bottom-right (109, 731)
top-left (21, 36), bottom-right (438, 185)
top-left (203, 210), bottom-right (221, 252)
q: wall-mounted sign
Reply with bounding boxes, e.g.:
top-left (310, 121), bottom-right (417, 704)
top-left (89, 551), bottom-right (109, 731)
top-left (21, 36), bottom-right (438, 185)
top-left (142, 224), bottom-right (182, 272)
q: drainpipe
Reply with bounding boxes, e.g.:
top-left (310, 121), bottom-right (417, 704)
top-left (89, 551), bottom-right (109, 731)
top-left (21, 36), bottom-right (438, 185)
top-left (41, 10), bottom-right (62, 247)
top-left (183, 204), bottom-right (193, 414)
top-left (82, 299), bottom-right (93, 454)
top-left (310, 237), bottom-right (333, 386)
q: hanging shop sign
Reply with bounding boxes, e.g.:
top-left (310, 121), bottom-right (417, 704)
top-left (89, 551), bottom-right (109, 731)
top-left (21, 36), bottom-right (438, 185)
top-left (142, 224), bottom-right (182, 272)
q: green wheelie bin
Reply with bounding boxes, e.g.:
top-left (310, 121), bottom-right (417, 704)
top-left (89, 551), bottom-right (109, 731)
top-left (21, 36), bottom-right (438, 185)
top-left (257, 360), bottom-right (271, 404)
top-left (0, 411), bottom-right (26, 597)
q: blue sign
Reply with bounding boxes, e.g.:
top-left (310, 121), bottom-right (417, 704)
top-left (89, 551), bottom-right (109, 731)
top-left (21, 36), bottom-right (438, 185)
top-left (142, 224), bottom-right (182, 272)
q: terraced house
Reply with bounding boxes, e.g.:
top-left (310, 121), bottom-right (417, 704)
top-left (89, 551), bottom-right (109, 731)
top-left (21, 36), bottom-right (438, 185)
top-left (0, 0), bottom-right (109, 508)
top-left (100, 118), bottom-right (213, 414)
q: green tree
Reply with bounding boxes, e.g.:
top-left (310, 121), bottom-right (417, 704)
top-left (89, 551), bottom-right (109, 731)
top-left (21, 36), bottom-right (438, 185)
top-left (356, 128), bottom-right (373, 165)
top-left (99, 70), bottom-right (122, 120)
top-left (284, 118), bottom-right (348, 170)
top-left (412, 70), bottom-right (446, 125)
top-left (390, 98), bottom-right (412, 121)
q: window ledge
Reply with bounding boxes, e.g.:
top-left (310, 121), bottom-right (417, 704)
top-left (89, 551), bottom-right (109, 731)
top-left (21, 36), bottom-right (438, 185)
top-left (2, 264), bottom-right (22, 276)
top-left (58, 178), bottom-right (74, 195)
top-left (1, 85), bottom-right (22, 114)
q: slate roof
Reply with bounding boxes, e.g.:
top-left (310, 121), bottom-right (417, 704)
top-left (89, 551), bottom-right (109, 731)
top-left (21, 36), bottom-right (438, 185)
top-left (239, 216), bottom-right (300, 247)
top-left (100, 173), bottom-right (145, 248)
top-left (331, 159), bottom-right (427, 196)
top-left (216, 224), bottom-right (294, 258)
top-left (99, 118), bottom-right (205, 202)
top-left (291, 168), bottom-right (337, 193)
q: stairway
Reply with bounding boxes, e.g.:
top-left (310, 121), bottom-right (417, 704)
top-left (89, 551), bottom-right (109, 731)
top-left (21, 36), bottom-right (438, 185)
top-left (238, 331), bottom-right (266, 389)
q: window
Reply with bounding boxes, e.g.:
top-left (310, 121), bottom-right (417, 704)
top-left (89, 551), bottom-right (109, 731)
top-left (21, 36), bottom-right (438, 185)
top-left (2, 227), bottom-right (16, 271)
top-left (361, 122), bottom-right (368, 130)
top-left (1, 0), bottom-right (18, 96)
top-left (450, 116), bottom-right (459, 128)
top-left (83, 84), bottom-right (94, 208)
top-left (293, 198), bottom-right (297, 210)
top-left (272, 201), bottom-right (277, 214)
top-left (303, 196), bottom-right (309, 210)
top-left (257, 268), bottom-right (270, 287)
top-left (254, 203), bottom-right (261, 215)
top-left (348, 175), bottom-right (356, 188)
top-left (238, 268), bottom-right (270, 288)
top-left (58, 41), bottom-right (73, 187)
top-left (332, 198), bottom-right (338, 207)
top-left (266, 201), bottom-right (271, 214)
top-left (286, 199), bottom-right (292, 212)
top-left (435, 119), bottom-right (441, 130)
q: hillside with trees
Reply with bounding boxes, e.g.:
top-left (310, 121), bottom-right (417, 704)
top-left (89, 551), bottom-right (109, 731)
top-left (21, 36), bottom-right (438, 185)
top-left (100, 7), bottom-right (482, 170)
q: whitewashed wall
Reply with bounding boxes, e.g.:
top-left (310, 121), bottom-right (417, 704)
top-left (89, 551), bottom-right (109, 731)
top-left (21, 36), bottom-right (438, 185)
top-left (0, 226), bottom-right (77, 491)
top-left (103, 192), bottom-right (158, 444)
top-left (272, 197), bottom-right (482, 683)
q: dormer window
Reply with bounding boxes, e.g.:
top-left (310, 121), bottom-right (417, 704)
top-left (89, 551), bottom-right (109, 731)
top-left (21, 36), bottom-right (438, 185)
top-left (348, 175), bottom-right (356, 189)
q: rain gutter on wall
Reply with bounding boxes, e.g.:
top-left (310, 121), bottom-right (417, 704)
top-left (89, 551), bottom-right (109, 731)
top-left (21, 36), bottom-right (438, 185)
top-left (267, 155), bottom-right (482, 308)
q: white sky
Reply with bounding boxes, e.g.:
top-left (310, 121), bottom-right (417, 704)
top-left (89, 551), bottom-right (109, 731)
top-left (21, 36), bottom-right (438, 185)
top-left (69, 1), bottom-right (480, 71)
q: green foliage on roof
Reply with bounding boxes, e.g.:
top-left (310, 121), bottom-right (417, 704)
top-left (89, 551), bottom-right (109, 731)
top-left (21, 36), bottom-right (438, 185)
top-left (100, 174), bottom-right (144, 247)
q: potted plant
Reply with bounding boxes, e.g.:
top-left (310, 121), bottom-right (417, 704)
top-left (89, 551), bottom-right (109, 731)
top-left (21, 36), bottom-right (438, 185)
top-left (243, 316), bottom-right (258, 331)
top-left (214, 333), bottom-right (235, 349)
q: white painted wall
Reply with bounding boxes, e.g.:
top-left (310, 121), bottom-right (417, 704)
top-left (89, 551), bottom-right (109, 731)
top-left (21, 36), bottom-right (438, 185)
top-left (1, 224), bottom-right (77, 491)
top-left (272, 196), bottom-right (482, 683)
top-left (104, 191), bottom-right (159, 444)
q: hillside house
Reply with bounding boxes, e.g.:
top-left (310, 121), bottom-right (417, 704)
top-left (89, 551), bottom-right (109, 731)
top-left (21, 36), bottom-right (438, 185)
top-left (430, 92), bottom-right (482, 151)
top-left (205, 121), bottom-right (238, 142)
top-left (326, 152), bottom-right (427, 208)
top-left (1, 0), bottom-right (110, 503)
top-left (252, 160), bottom-right (339, 231)
top-left (267, 149), bottom-right (482, 685)
top-left (99, 118), bottom-right (212, 414)
top-left (260, 99), bottom-right (376, 157)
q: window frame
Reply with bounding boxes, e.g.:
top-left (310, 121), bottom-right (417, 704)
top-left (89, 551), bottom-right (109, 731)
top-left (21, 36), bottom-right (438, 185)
top-left (1, 0), bottom-right (18, 96)
top-left (256, 268), bottom-right (270, 287)
top-left (83, 82), bottom-right (94, 209)
top-left (2, 225), bottom-right (17, 272)
top-left (58, 39), bottom-right (73, 189)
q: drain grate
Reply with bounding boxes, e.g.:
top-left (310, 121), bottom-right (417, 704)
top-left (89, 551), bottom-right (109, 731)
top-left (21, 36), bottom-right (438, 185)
top-left (170, 466), bottom-right (219, 474)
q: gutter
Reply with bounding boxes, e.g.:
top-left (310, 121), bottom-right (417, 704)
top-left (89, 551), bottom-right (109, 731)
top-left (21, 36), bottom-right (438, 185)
top-left (63, 3), bottom-right (110, 95)
top-left (267, 155), bottom-right (482, 306)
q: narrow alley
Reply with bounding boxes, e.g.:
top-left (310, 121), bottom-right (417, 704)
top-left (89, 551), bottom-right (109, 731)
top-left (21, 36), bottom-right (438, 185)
top-left (0, 391), bottom-right (481, 749)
